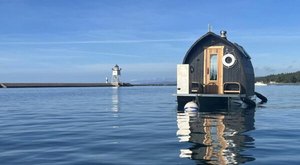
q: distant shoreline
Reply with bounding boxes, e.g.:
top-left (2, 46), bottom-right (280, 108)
top-left (265, 83), bottom-right (300, 86)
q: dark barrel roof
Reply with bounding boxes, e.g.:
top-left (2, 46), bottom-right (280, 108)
top-left (182, 32), bottom-right (251, 63)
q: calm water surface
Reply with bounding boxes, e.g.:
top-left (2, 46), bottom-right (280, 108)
top-left (0, 86), bottom-right (300, 164)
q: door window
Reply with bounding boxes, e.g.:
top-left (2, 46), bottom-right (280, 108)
top-left (210, 54), bottom-right (218, 80)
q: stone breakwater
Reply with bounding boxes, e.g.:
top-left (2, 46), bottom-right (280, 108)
top-left (0, 83), bottom-right (133, 88)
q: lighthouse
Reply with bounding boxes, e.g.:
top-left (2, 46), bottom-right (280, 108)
top-left (112, 64), bottom-right (121, 86)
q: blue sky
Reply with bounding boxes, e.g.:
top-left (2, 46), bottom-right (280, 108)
top-left (0, 0), bottom-right (300, 82)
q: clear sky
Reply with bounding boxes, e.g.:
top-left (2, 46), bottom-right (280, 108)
top-left (0, 0), bottom-right (300, 83)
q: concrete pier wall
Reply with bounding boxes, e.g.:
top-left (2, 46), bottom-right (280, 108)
top-left (0, 83), bottom-right (133, 88)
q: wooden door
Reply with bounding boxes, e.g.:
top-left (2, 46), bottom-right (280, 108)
top-left (204, 46), bottom-right (224, 94)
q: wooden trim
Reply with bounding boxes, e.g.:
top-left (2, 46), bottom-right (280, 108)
top-left (219, 47), bottom-right (224, 94)
top-left (203, 49), bottom-right (207, 85)
top-left (224, 90), bottom-right (240, 94)
top-left (204, 46), bottom-right (224, 49)
top-left (203, 46), bottom-right (224, 94)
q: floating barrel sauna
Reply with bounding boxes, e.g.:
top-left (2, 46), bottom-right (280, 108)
top-left (176, 30), bottom-right (267, 110)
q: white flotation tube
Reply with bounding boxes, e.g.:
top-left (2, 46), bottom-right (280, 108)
top-left (184, 101), bottom-right (199, 112)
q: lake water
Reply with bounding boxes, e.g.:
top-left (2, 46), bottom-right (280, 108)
top-left (0, 85), bottom-right (300, 164)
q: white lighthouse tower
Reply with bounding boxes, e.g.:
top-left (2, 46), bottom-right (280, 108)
top-left (112, 64), bottom-right (121, 86)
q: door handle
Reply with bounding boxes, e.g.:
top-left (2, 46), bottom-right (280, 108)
top-left (206, 68), bottom-right (209, 74)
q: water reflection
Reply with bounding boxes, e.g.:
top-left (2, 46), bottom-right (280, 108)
top-left (177, 108), bottom-right (255, 164)
top-left (112, 87), bottom-right (119, 112)
top-left (111, 87), bottom-right (121, 133)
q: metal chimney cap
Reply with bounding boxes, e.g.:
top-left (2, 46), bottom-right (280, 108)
top-left (220, 30), bottom-right (227, 38)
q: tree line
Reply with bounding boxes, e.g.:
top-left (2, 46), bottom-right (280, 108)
top-left (255, 71), bottom-right (300, 83)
